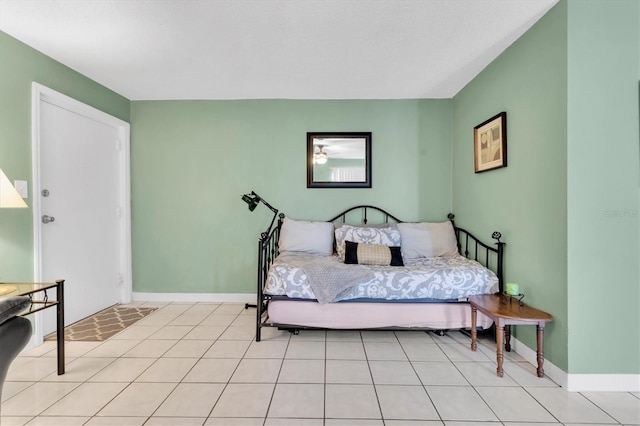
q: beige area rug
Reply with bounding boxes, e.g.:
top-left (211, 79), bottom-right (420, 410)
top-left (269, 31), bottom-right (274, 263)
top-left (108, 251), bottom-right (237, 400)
top-left (45, 305), bottom-right (157, 342)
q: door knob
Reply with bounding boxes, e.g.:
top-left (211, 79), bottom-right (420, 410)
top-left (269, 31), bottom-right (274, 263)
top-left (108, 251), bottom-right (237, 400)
top-left (42, 215), bottom-right (55, 224)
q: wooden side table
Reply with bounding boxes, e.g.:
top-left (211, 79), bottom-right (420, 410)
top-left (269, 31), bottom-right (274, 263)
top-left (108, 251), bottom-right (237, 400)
top-left (469, 294), bottom-right (553, 378)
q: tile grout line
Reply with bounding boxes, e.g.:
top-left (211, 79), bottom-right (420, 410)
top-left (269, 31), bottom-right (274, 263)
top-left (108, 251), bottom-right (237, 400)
top-left (197, 304), bottom-right (259, 423)
top-left (85, 301), bottom-right (204, 425)
top-left (323, 329), bottom-right (328, 426)
top-left (260, 327), bottom-right (291, 424)
top-left (402, 330), bottom-right (446, 423)
top-left (363, 330), bottom-right (385, 422)
top-left (439, 331), bottom-right (505, 423)
top-left (84, 302), bottom-right (228, 425)
top-left (147, 302), bottom-right (234, 423)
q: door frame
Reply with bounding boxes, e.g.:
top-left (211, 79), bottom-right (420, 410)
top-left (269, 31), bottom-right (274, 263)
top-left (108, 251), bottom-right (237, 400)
top-left (30, 82), bottom-right (132, 345)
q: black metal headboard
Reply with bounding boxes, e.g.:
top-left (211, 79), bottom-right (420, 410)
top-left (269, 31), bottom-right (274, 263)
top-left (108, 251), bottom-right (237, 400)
top-left (328, 205), bottom-right (402, 225)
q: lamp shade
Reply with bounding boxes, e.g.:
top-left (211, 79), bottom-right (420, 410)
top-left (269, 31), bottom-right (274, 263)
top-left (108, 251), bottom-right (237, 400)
top-left (314, 151), bottom-right (328, 164)
top-left (241, 193), bottom-right (259, 211)
top-left (0, 168), bottom-right (28, 208)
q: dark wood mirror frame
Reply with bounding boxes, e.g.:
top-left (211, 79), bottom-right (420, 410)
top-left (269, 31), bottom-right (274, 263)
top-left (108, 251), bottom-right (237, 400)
top-left (307, 132), bottom-right (372, 188)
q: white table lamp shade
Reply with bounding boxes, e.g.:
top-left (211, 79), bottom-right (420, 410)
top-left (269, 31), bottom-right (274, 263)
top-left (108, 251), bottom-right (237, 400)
top-left (0, 168), bottom-right (28, 208)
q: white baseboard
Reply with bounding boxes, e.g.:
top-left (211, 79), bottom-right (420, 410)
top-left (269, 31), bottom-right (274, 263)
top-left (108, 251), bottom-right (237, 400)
top-left (566, 374), bottom-right (640, 392)
top-left (511, 337), bottom-right (640, 392)
top-left (132, 292), bottom-right (256, 303)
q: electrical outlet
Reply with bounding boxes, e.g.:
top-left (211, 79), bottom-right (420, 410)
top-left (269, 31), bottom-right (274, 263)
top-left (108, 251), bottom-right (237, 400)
top-left (14, 180), bottom-right (28, 198)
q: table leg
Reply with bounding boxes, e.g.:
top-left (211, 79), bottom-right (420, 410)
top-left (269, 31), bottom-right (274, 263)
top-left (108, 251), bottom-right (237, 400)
top-left (536, 323), bottom-right (545, 378)
top-left (505, 325), bottom-right (511, 352)
top-left (496, 323), bottom-right (504, 377)
top-left (470, 305), bottom-right (477, 351)
top-left (56, 279), bottom-right (65, 375)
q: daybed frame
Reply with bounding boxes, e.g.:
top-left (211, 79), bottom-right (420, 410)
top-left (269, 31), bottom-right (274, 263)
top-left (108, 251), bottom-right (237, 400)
top-left (252, 205), bottom-right (504, 342)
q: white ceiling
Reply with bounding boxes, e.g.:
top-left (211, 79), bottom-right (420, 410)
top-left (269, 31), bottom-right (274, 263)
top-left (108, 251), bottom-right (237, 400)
top-left (313, 138), bottom-right (365, 159)
top-left (0, 0), bottom-right (558, 101)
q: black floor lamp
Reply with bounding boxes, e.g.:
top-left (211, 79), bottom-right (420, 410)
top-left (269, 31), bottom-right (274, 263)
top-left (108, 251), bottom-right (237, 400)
top-left (241, 191), bottom-right (279, 309)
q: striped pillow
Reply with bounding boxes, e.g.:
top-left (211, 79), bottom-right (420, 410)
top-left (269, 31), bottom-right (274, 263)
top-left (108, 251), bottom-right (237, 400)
top-left (344, 241), bottom-right (404, 266)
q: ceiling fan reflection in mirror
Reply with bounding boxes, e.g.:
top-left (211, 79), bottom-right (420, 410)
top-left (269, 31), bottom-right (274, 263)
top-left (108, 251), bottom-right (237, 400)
top-left (313, 145), bottom-right (328, 164)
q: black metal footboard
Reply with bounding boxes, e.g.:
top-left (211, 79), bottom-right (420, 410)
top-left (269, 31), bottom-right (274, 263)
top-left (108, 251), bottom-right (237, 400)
top-left (448, 213), bottom-right (505, 293)
top-left (253, 206), bottom-right (504, 342)
top-left (254, 213), bottom-right (284, 342)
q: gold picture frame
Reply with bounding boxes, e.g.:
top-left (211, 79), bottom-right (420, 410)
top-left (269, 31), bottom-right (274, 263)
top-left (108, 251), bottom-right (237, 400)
top-left (474, 112), bottom-right (507, 173)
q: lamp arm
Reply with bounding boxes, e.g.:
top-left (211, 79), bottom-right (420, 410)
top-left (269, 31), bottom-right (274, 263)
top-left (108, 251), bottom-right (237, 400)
top-left (258, 197), bottom-right (278, 215)
top-left (251, 192), bottom-right (279, 241)
top-left (260, 208), bottom-right (279, 242)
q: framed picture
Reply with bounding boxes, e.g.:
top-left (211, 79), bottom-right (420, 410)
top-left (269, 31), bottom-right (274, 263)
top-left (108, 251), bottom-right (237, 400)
top-left (474, 112), bottom-right (507, 173)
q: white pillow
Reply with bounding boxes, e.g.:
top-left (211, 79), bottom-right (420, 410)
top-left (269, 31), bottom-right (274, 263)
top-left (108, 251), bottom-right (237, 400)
top-left (278, 217), bottom-right (334, 256)
top-left (397, 221), bottom-right (458, 260)
top-left (335, 224), bottom-right (402, 262)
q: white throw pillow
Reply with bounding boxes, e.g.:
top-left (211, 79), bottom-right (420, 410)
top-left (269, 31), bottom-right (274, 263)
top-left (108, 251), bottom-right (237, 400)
top-left (335, 224), bottom-right (402, 262)
top-left (278, 217), bottom-right (334, 256)
top-left (397, 221), bottom-right (458, 260)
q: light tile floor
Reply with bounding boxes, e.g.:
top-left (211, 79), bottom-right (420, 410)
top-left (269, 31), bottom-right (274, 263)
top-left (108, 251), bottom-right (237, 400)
top-left (2, 302), bottom-right (639, 426)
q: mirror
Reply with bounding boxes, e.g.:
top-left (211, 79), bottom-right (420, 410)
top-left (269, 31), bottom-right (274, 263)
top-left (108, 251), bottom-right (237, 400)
top-left (307, 132), bottom-right (372, 188)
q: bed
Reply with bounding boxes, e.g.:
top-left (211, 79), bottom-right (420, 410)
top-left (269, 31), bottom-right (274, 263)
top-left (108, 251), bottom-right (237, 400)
top-left (251, 205), bottom-right (504, 342)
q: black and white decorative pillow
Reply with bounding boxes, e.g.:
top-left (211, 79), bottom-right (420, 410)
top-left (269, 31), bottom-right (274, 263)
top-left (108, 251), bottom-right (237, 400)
top-left (335, 224), bottom-right (402, 262)
top-left (344, 241), bottom-right (404, 266)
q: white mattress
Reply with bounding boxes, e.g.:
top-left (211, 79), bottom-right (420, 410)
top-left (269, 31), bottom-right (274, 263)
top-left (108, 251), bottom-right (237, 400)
top-left (266, 299), bottom-right (494, 330)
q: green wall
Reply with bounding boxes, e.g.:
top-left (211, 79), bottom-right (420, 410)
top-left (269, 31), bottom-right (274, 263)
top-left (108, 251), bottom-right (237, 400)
top-left (453, 0), bottom-right (640, 375)
top-left (130, 99), bottom-right (452, 294)
top-left (0, 31), bottom-right (130, 281)
top-left (452, 2), bottom-right (569, 370)
top-left (566, 0), bottom-right (640, 374)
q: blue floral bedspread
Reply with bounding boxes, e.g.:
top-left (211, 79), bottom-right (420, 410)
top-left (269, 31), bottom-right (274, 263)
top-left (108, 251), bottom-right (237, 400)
top-left (265, 252), bottom-right (499, 302)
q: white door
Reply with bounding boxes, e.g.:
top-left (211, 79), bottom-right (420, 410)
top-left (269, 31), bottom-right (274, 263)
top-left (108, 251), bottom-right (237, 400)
top-left (32, 84), bottom-right (131, 337)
